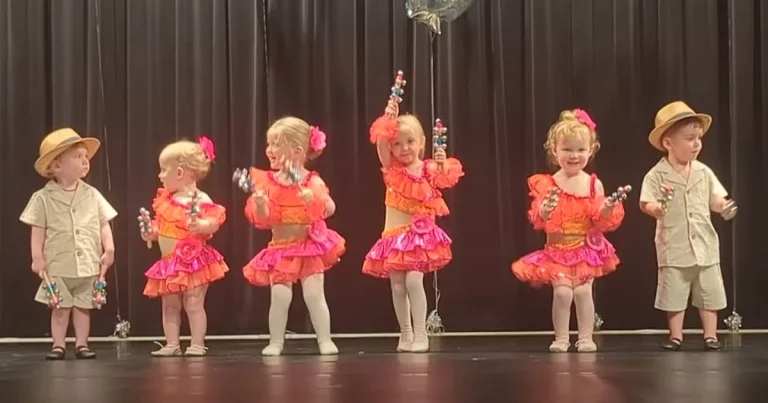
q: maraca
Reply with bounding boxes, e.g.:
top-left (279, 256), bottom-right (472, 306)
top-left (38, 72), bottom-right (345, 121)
top-left (137, 207), bottom-right (153, 248)
top-left (541, 187), bottom-right (560, 218)
top-left (389, 70), bottom-right (407, 105)
top-left (658, 184), bottom-right (674, 211)
top-left (41, 272), bottom-right (61, 309)
top-left (188, 191), bottom-right (202, 219)
top-left (232, 168), bottom-right (254, 193)
top-left (93, 279), bottom-right (107, 309)
top-left (606, 185), bottom-right (632, 205)
top-left (432, 118), bottom-right (448, 153)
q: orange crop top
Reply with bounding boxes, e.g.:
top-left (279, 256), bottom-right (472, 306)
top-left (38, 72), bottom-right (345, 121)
top-left (244, 168), bottom-right (328, 229)
top-left (152, 188), bottom-right (227, 240)
top-left (382, 159), bottom-right (464, 217)
top-left (527, 174), bottom-right (624, 235)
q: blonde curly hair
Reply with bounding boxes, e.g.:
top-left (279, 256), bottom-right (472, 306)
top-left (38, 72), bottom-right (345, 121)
top-left (159, 140), bottom-right (212, 180)
top-left (544, 109), bottom-right (600, 167)
top-left (268, 116), bottom-right (324, 161)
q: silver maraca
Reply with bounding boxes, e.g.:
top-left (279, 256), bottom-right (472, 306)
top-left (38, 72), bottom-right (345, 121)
top-left (232, 168), bottom-right (254, 193)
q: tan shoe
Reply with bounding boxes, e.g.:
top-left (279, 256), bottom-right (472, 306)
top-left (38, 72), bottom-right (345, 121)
top-left (151, 342), bottom-right (182, 357)
top-left (184, 345), bottom-right (209, 356)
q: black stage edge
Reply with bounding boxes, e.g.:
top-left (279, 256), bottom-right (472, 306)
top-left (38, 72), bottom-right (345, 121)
top-left (0, 334), bottom-right (765, 402)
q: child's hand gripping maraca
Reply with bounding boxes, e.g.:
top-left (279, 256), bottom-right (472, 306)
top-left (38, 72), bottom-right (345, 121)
top-left (387, 70), bottom-right (407, 116)
top-left (233, 168), bottom-right (269, 206)
top-left (280, 156), bottom-right (315, 205)
top-left (137, 208), bottom-right (154, 248)
top-left (539, 187), bottom-right (560, 221)
top-left (93, 278), bottom-right (107, 309)
top-left (601, 185), bottom-right (633, 216)
top-left (432, 118), bottom-right (448, 167)
top-left (40, 271), bottom-right (61, 309)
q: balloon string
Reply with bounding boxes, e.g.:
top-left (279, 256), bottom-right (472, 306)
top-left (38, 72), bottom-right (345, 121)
top-left (428, 32), bottom-right (441, 319)
top-left (93, 0), bottom-right (123, 319)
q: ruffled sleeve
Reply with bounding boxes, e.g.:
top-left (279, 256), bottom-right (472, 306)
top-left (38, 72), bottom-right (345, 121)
top-left (369, 115), bottom-right (398, 144)
top-left (590, 195), bottom-right (625, 232)
top-left (244, 168), bottom-right (277, 229)
top-left (303, 173), bottom-right (330, 221)
top-left (527, 174), bottom-right (551, 230)
top-left (426, 158), bottom-right (464, 189)
top-left (201, 203), bottom-right (226, 228)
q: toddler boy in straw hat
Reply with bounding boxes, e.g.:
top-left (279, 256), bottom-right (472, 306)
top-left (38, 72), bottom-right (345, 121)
top-left (19, 128), bottom-right (117, 360)
top-left (639, 101), bottom-right (737, 352)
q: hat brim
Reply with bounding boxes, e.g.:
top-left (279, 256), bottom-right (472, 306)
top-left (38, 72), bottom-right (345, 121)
top-left (34, 138), bottom-right (101, 177)
top-left (648, 113), bottom-right (712, 151)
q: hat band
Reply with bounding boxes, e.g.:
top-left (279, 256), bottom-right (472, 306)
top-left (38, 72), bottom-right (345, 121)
top-left (56, 136), bottom-right (85, 148)
top-left (662, 111), bottom-right (697, 125)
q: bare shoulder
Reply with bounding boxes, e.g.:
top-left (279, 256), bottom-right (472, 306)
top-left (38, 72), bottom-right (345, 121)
top-left (196, 190), bottom-right (214, 203)
top-left (308, 173), bottom-right (327, 187)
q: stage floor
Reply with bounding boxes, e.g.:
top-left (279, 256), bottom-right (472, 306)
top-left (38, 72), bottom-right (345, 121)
top-left (1, 334), bottom-right (765, 402)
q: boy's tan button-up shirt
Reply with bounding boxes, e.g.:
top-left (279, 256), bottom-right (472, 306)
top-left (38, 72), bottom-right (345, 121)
top-left (20, 181), bottom-right (118, 278)
top-left (639, 158), bottom-right (727, 268)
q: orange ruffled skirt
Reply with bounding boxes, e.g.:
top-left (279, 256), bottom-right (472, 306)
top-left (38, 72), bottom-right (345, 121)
top-left (143, 241), bottom-right (229, 297)
top-left (243, 222), bottom-right (345, 286)
top-left (512, 232), bottom-right (619, 286)
top-left (362, 215), bottom-right (452, 278)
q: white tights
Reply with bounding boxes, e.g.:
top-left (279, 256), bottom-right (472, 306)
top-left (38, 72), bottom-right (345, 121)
top-left (389, 271), bottom-right (429, 352)
top-left (262, 274), bottom-right (337, 356)
top-left (552, 279), bottom-right (595, 344)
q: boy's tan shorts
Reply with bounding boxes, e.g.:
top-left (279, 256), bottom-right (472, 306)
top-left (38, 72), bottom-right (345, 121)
top-left (654, 264), bottom-right (727, 312)
top-left (34, 275), bottom-right (100, 309)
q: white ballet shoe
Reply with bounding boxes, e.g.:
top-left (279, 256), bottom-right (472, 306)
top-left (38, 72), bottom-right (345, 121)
top-left (261, 342), bottom-right (284, 356)
top-left (576, 339), bottom-right (597, 352)
top-left (397, 331), bottom-right (414, 352)
top-left (549, 340), bottom-right (570, 353)
top-left (318, 340), bottom-right (338, 355)
top-left (410, 333), bottom-right (429, 353)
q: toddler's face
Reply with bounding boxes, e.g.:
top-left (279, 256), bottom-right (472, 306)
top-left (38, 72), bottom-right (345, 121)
top-left (663, 125), bottom-right (702, 163)
top-left (553, 134), bottom-right (592, 175)
top-left (51, 145), bottom-right (90, 181)
top-left (389, 127), bottom-right (424, 166)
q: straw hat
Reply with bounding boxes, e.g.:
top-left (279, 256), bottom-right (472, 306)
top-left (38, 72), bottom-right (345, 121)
top-left (648, 101), bottom-right (712, 151)
top-left (34, 128), bottom-right (101, 177)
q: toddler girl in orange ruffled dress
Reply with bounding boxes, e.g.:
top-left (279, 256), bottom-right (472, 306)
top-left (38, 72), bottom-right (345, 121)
top-left (236, 117), bottom-right (345, 356)
top-left (364, 72), bottom-right (464, 353)
top-left (512, 109), bottom-right (630, 353)
top-left (139, 136), bottom-right (229, 357)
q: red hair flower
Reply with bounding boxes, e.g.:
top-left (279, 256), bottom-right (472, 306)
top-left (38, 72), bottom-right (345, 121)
top-left (198, 136), bottom-right (216, 162)
top-left (309, 126), bottom-right (327, 151)
top-left (574, 109), bottom-right (597, 131)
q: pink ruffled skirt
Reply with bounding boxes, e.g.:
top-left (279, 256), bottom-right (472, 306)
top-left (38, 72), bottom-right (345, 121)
top-left (512, 231), bottom-right (619, 286)
top-left (243, 221), bottom-right (346, 286)
top-left (143, 239), bottom-right (229, 297)
top-left (362, 215), bottom-right (453, 278)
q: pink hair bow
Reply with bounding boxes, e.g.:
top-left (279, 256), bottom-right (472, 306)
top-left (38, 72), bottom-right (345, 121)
top-left (309, 126), bottom-right (327, 151)
top-left (198, 136), bottom-right (216, 161)
top-left (574, 109), bottom-right (597, 131)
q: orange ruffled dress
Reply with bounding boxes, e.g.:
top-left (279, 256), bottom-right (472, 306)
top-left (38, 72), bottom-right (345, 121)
top-left (242, 168), bottom-right (346, 286)
top-left (143, 189), bottom-right (229, 297)
top-left (512, 174), bottom-right (624, 286)
top-left (362, 159), bottom-right (464, 278)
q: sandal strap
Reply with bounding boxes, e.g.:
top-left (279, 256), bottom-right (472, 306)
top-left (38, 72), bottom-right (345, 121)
top-left (669, 337), bottom-right (682, 345)
top-left (51, 346), bottom-right (65, 352)
top-left (75, 345), bottom-right (92, 352)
